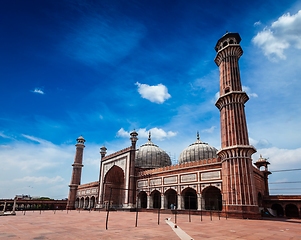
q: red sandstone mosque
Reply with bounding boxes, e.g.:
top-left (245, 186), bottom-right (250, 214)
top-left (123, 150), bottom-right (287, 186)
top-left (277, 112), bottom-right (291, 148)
top-left (66, 33), bottom-right (301, 218)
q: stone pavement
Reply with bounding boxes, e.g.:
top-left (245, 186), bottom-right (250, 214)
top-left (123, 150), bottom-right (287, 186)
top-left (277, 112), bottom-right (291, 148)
top-left (0, 210), bottom-right (300, 239)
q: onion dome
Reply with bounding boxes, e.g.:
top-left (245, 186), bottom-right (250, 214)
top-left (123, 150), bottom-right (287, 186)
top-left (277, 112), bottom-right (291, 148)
top-left (179, 132), bottom-right (218, 164)
top-left (135, 132), bottom-right (171, 169)
top-left (254, 154), bottom-right (270, 170)
top-left (256, 154), bottom-right (266, 162)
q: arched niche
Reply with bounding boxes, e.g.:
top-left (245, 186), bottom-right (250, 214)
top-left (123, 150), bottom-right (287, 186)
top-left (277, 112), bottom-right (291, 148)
top-left (271, 203), bottom-right (284, 217)
top-left (150, 190), bottom-right (161, 209)
top-left (202, 186), bottom-right (222, 211)
top-left (137, 191), bottom-right (147, 208)
top-left (165, 188), bottom-right (177, 209)
top-left (181, 187), bottom-right (197, 210)
top-left (285, 204), bottom-right (299, 218)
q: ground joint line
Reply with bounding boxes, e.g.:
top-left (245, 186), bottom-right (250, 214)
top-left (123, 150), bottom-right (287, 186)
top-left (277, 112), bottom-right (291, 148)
top-left (165, 218), bottom-right (194, 240)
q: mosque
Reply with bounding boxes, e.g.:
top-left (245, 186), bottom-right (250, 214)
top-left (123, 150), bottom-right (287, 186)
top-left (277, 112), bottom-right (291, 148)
top-left (66, 33), bottom-right (301, 219)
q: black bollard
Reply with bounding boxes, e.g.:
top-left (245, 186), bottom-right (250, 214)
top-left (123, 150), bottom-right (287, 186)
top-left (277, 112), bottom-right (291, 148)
top-left (188, 196), bottom-right (191, 222)
top-left (158, 207), bottom-right (160, 225)
top-left (201, 209), bottom-right (202, 221)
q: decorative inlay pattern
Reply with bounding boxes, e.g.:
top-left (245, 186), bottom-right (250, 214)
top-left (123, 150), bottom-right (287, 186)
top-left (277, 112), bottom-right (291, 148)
top-left (201, 171), bottom-right (220, 180)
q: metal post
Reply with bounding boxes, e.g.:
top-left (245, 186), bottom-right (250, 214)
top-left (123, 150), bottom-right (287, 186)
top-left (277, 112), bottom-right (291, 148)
top-left (106, 187), bottom-right (113, 230)
top-left (189, 196), bottom-right (191, 222)
top-left (135, 198), bottom-right (138, 227)
top-left (218, 199), bottom-right (220, 220)
top-left (201, 209), bottom-right (202, 221)
top-left (158, 207), bottom-right (160, 225)
top-left (175, 195), bottom-right (177, 224)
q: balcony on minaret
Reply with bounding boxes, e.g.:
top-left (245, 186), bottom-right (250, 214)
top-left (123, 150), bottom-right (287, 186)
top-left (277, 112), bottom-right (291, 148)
top-left (214, 32), bottom-right (241, 52)
top-left (76, 136), bottom-right (85, 145)
top-left (254, 155), bottom-right (271, 173)
top-left (130, 129), bottom-right (138, 147)
top-left (100, 145), bottom-right (107, 159)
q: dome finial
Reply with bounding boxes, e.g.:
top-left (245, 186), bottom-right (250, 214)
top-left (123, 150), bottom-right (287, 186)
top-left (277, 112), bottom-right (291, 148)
top-left (197, 131), bottom-right (200, 140)
top-left (148, 131), bottom-right (151, 141)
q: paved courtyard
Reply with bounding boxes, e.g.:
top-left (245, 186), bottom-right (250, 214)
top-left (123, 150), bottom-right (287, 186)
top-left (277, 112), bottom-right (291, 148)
top-left (0, 210), bottom-right (301, 239)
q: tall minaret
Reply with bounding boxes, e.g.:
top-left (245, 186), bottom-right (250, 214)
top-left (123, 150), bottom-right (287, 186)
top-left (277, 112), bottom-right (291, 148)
top-left (66, 136), bottom-right (85, 210)
top-left (215, 33), bottom-right (258, 215)
top-left (128, 129), bottom-right (138, 207)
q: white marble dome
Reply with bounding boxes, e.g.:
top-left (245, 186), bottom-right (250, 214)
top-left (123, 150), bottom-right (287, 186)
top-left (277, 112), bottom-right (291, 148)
top-left (135, 134), bottom-right (171, 169)
top-left (179, 133), bottom-right (217, 164)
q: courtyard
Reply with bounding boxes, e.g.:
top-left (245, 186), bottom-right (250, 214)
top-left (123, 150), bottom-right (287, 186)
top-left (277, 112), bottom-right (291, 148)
top-left (1, 210), bottom-right (301, 239)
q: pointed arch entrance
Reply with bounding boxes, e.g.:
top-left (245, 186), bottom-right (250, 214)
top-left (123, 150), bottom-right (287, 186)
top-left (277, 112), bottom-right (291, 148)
top-left (165, 189), bottom-right (177, 209)
top-left (182, 187), bottom-right (197, 210)
top-left (103, 165), bottom-right (125, 208)
top-left (202, 186), bottom-right (222, 210)
top-left (151, 190), bottom-right (161, 209)
top-left (285, 204), bottom-right (299, 218)
top-left (271, 204), bottom-right (284, 217)
top-left (90, 196), bottom-right (96, 209)
top-left (137, 191), bottom-right (147, 208)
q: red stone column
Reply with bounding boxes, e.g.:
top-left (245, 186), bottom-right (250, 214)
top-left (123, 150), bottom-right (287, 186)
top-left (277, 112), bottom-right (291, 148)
top-left (66, 136), bottom-right (85, 210)
top-left (215, 33), bottom-right (259, 217)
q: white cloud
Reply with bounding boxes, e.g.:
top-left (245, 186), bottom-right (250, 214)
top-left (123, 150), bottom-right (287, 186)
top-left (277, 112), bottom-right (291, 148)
top-left (0, 132), bottom-right (14, 139)
top-left (116, 128), bottom-right (129, 138)
top-left (32, 88), bottom-right (44, 94)
top-left (254, 21), bottom-right (261, 26)
top-left (253, 147), bottom-right (301, 170)
top-left (201, 126), bottom-right (216, 133)
top-left (136, 82), bottom-right (171, 104)
top-left (249, 137), bottom-right (270, 148)
top-left (242, 86), bottom-right (258, 98)
top-left (117, 127), bottom-right (177, 141)
top-left (22, 134), bottom-right (51, 144)
top-left (99, 115), bottom-right (103, 119)
top-left (14, 176), bottom-right (65, 184)
top-left (253, 10), bottom-right (301, 61)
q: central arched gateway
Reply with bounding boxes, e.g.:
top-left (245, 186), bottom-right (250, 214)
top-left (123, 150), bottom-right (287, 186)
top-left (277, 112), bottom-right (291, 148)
top-left (202, 186), bottom-right (222, 210)
top-left (103, 165), bottom-right (125, 208)
top-left (182, 188), bottom-right (197, 210)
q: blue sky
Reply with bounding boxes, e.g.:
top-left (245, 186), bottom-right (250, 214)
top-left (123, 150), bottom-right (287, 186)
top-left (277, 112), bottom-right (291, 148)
top-left (1, 0), bottom-right (301, 199)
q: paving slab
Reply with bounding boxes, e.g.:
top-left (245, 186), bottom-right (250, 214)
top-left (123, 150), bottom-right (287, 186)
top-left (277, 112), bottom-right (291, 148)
top-left (0, 210), bottom-right (300, 239)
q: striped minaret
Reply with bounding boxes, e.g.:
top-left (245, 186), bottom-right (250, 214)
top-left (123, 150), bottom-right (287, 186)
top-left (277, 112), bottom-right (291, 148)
top-left (67, 136), bottom-right (85, 210)
top-left (215, 33), bottom-right (259, 216)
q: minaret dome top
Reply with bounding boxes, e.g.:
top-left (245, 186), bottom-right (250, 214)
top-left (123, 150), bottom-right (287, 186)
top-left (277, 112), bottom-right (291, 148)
top-left (76, 136), bottom-right (85, 144)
